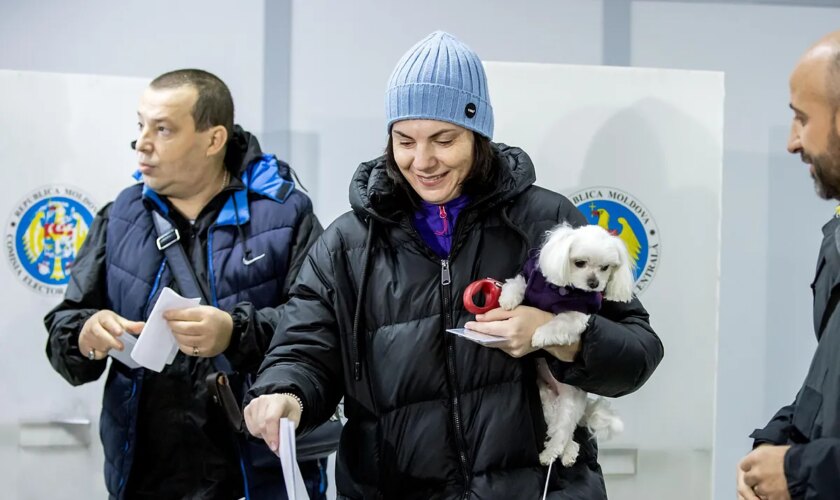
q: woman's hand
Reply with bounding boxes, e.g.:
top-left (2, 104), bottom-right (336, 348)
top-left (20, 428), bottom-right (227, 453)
top-left (243, 394), bottom-right (303, 453)
top-left (464, 306), bottom-right (554, 358)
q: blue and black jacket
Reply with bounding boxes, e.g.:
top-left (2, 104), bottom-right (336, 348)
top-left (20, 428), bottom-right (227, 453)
top-left (45, 127), bottom-right (323, 499)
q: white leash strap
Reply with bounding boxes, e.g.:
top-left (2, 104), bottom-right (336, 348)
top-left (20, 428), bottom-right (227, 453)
top-left (542, 460), bottom-right (554, 500)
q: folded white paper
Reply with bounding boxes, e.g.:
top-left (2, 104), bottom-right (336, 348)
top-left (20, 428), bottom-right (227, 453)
top-left (131, 287), bottom-right (201, 372)
top-left (107, 332), bottom-right (140, 369)
top-left (446, 328), bottom-right (506, 345)
top-left (279, 418), bottom-right (309, 500)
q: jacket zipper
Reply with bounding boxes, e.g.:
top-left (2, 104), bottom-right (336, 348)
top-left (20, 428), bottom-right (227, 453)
top-left (435, 205), bottom-right (449, 236)
top-left (441, 259), bottom-right (471, 499)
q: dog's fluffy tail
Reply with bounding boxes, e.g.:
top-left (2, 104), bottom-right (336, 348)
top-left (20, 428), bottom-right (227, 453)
top-left (583, 397), bottom-right (623, 440)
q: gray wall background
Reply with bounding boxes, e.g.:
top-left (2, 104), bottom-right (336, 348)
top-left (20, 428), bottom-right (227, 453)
top-left (2, 1), bottom-right (839, 498)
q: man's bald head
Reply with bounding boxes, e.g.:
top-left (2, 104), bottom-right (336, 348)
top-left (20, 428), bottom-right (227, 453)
top-left (797, 31), bottom-right (840, 108)
top-left (788, 31), bottom-right (840, 201)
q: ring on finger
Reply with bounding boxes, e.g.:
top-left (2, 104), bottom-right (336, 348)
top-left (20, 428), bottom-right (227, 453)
top-left (87, 348), bottom-right (96, 361)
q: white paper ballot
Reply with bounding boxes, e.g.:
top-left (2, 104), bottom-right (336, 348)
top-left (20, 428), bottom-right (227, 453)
top-left (107, 333), bottom-right (141, 369)
top-left (446, 328), bottom-right (506, 345)
top-left (279, 418), bottom-right (309, 500)
top-left (131, 287), bottom-right (201, 372)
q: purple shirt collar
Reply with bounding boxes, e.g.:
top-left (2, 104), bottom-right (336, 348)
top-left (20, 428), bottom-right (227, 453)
top-left (412, 195), bottom-right (470, 258)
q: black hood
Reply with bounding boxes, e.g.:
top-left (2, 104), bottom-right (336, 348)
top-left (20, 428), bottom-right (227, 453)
top-left (224, 125), bottom-right (266, 177)
top-left (348, 143), bottom-right (537, 222)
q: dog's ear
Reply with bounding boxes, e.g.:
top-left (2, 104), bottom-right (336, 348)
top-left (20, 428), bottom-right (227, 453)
top-left (538, 224), bottom-right (577, 286)
top-left (604, 235), bottom-right (635, 302)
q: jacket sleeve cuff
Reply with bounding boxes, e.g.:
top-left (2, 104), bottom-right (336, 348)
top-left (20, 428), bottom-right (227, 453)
top-left (747, 405), bottom-right (796, 448)
top-left (67, 309), bottom-right (97, 357)
top-left (749, 428), bottom-right (787, 448)
top-left (247, 385), bottom-right (320, 435)
top-left (224, 306), bottom-right (249, 354)
top-left (784, 444), bottom-right (807, 498)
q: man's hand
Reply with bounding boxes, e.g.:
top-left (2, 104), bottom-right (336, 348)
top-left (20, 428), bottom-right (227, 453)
top-left (79, 310), bottom-right (145, 360)
top-left (737, 462), bottom-right (761, 500)
top-left (164, 306), bottom-right (233, 358)
top-left (244, 394), bottom-right (303, 453)
top-left (465, 306), bottom-right (556, 358)
top-left (738, 445), bottom-right (792, 500)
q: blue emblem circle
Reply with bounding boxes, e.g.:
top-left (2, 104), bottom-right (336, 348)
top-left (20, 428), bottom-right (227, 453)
top-left (14, 196), bottom-right (94, 286)
top-left (576, 199), bottom-right (649, 282)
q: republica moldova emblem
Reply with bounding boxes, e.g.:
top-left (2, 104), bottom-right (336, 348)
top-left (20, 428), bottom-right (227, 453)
top-left (570, 187), bottom-right (660, 295)
top-left (6, 186), bottom-right (97, 295)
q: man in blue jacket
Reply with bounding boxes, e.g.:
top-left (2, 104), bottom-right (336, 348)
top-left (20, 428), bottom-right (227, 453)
top-left (738, 31), bottom-right (840, 500)
top-left (45, 69), bottom-right (327, 499)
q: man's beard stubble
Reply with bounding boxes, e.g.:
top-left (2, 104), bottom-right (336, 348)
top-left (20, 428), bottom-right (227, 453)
top-left (807, 129), bottom-right (840, 200)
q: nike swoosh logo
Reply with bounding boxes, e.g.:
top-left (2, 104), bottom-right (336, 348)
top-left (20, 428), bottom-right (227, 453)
top-left (242, 253), bottom-right (266, 266)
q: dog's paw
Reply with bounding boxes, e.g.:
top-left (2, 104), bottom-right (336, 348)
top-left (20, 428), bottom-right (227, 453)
top-left (532, 312), bottom-right (590, 347)
top-left (539, 447), bottom-right (560, 466)
top-left (553, 312), bottom-right (590, 344)
top-left (560, 440), bottom-right (580, 467)
top-left (499, 275), bottom-right (526, 310)
top-left (563, 311), bottom-right (591, 334)
top-left (531, 323), bottom-right (552, 348)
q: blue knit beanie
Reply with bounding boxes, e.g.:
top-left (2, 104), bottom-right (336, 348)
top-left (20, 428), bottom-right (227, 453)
top-left (386, 31), bottom-right (494, 139)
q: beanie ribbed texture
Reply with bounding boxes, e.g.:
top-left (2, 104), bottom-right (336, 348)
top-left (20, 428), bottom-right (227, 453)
top-left (385, 31), bottom-right (494, 139)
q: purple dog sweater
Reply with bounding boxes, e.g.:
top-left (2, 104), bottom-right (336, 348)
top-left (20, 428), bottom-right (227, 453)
top-left (522, 253), bottom-right (602, 314)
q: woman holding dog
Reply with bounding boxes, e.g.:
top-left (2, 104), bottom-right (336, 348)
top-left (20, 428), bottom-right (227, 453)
top-left (244, 31), bottom-right (663, 499)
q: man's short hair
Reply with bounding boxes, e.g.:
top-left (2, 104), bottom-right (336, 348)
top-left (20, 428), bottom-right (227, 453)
top-left (150, 69), bottom-right (234, 141)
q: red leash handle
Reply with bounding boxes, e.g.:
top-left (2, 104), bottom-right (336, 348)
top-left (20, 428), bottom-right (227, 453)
top-left (463, 278), bottom-right (503, 315)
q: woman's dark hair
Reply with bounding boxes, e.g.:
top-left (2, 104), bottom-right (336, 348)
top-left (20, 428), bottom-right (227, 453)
top-left (384, 130), bottom-right (496, 208)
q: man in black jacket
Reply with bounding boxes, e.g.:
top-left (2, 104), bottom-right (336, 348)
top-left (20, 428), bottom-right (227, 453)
top-left (737, 31), bottom-right (840, 500)
top-left (44, 69), bottom-right (327, 499)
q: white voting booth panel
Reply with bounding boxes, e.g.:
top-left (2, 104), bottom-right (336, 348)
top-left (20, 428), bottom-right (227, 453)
top-left (0, 70), bottom-right (147, 500)
top-left (0, 65), bottom-right (722, 499)
top-left (485, 62), bottom-right (723, 499)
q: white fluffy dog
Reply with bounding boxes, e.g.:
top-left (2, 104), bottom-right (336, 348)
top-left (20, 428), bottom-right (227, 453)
top-left (498, 223), bottom-right (635, 467)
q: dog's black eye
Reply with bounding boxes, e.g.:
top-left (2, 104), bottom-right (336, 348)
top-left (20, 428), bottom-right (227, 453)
top-left (601, 265), bottom-right (610, 272)
top-left (574, 261), bottom-right (586, 268)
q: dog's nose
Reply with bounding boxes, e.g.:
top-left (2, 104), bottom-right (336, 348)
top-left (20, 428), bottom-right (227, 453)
top-left (587, 278), bottom-right (600, 289)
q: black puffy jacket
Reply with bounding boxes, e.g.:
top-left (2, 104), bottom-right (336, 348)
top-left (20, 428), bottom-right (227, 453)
top-left (248, 144), bottom-right (663, 499)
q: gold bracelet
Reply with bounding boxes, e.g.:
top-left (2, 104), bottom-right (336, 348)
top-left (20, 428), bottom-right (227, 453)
top-left (279, 392), bottom-right (304, 414)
